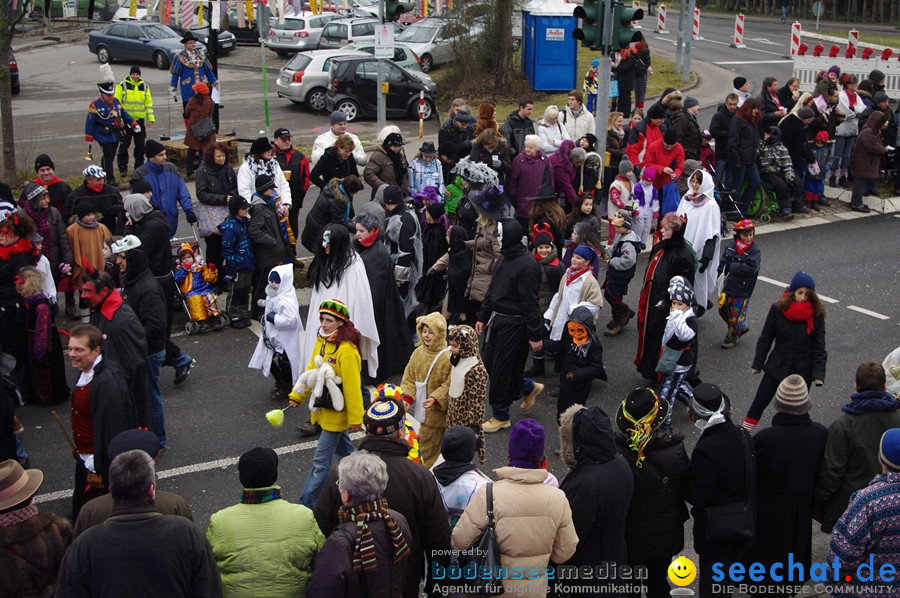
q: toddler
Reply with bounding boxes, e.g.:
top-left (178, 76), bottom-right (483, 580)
top-left (249, 264), bottom-right (303, 401)
top-left (173, 243), bottom-right (222, 331)
top-left (602, 211), bottom-right (641, 336)
top-left (805, 131), bottom-right (832, 209)
top-left (631, 165), bottom-right (659, 248)
top-left (445, 325), bottom-right (488, 464)
top-left (657, 276), bottom-right (698, 424)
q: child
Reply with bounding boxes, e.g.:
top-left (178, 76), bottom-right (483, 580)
top-left (565, 194), bottom-right (603, 240)
top-left (576, 153), bottom-right (602, 197)
top-left (546, 245), bottom-right (604, 345)
top-left (101, 235), bottom-right (122, 288)
top-left (400, 312), bottom-right (452, 468)
top-left (445, 324), bottom-right (488, 464)
top-left (66, 201), bottom-right (112, 321)
top-left (657, 276), bottom-right (698, 424)
top-left (249, 264), bottom-right (303, 401)
top-left (220, 195), bottom-right (255, 329)
top-left (608, 159), bottom-right (635, 244)
top-left (805, 131), bottom-right (832, 210)
top-left (523, 224), bottom-right (564, 377)
top-left (15, 267), bottom-right (69, 406)
top-left (717, 219), bottom-right (761, 349)
top-left (541, 305), bottom-right (607, 422)
top-left (173, 243), bottom-right (222, 331)
top-left (289, 298), bottom-right (362, 509)
top-left (583, 58), bottom-right (601, 113)
top-left (372, 383), bottom-right (422, 464)
top-left (408, 142), bottom-right (446, 198)
top-left (30, 233), bottom-right (63, 318)
top-left (563, 220), bottom-right (605, 279)
top-left (602, 211), bottom-right (641, 336)
top-left (428, 225), bottom-right (471, 324)
top-left (631, 165), bottom-right (659, 249)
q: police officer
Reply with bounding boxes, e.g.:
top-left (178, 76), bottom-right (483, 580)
top-left (115, 66), bottom-right (154, 180)
top-left (86, 78), bottom-right (140, 185)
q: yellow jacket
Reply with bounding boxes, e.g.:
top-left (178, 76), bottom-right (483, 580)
top-left (291, 336), bottom-right (362, 433)
top-left (115, 76), bottom-right (155, 122)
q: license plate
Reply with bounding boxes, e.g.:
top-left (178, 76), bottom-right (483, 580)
top-left (281, 74), bottom-right (290, 83)
top-left (279, 37), bottom-right (292, 43)
top-left (222, 41), bottom-right (233, 48)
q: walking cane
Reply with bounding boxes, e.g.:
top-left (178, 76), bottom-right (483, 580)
top-left (51, 410), bottom-right (77, 457)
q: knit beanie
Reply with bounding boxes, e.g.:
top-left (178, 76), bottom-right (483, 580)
top-left (797, 107), bottom-right (815, 119)
top-left (789, 271), bottom-right (816, 292)
top-left (238, 447), bottom-right (278, 488)
top-left (330, 110), bottom-right (347, 126)
top-left (441, 426), bottom-right (478, 464)
top-left (34, 154), bottom-right (54, 172)
top-left (647, 104), bottom-right (666, 120)
top-left (879, 429), bottom-right (900, 472)
top-left (507, 419), bottom-right (545, 468)
top-left (255, 174), bottom-right (276, 194)
top-left (683, 96), bottom-right (700, 110)
top-left (618, 158), bottom-right (634, 176)
top-left (145, 139), bottom-right (166, 158)
top-left (733, 76), bottom-right (748, 89)
top-left (364, 399), bottom-right (404, 436)
top-left (130, 178), bottom-right (153, 195)
top-left (668, 275), bottom-right (694, 304)
top-left (663, 128), bottom-right (678, 145)
top-left (22, 183), bottom-right (47, 208)
top-left (774, 374), bottom-right (811, 415)
top-left (641, 166), bottom-right (656, 181)
top-left (573, 244), bottom-right (596, 264)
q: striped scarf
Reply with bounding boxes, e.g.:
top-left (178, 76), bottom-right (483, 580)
top-left (338, 498), bottom-right (410, 573)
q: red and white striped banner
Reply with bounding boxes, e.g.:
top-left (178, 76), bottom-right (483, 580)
top-left (790, 21), bottom-right (801, 55)
top-left (181, 0), bottom-right (194, 29)
top-left (691, 7), bottom-right (703, 40)
top-left (656, 4), bottom-right (668, 34)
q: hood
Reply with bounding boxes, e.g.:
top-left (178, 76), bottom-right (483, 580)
top-left (866, 110), bottom-right (888, 132)
top-left (691, 169), bottom-right (715, 198)
top-left (499, 219), bottom-right (527, 257)
top-left (557, 139), bottom-right (576, 158)
top-left (559, 404), bottom-right (617, 469)
top-left (326, 178), bottom-right (351, 205)
top-left (567, 304), bottom-right (598, 333)
top-left (124, 247), bottom-right (150, 281)
top-left (124, 193), bottom-right (153, 222)
top-left (266, 263), bottom-right (295, 300)
top-left (448, 225), bottom-right (468, 251)
top-left (416, 311), bottom-right (448, 353)
top-left (448, 324), bottom-right (479, 359)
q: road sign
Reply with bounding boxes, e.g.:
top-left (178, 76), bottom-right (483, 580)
top-left (375, 24), bottom-right (395, 58)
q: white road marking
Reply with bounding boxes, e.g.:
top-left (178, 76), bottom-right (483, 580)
top-left (700, 38), bottom-right (788, 57)
top-left (715, 60), bottom-right (792, 65)
top-left (847, 305), bottom-right (890, 320)
top-left (757, 276), bottom-right (838, 303)
top-left (33, 431), bottom-right (367, 505)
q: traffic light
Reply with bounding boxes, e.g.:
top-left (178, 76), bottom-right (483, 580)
top-left (612, 2), bottom-right (644, 49)
top-left (385, 0), bottom-right (414, 22)
top-left (573, 0), bottom-right (603, 50)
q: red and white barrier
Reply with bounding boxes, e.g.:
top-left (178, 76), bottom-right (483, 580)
top-left (730, 13), bottom-right (746, 48)
top-left (691, 7), bottom-right (703, 41)
top-left (632, 1), bottom-right (642, 28)
top-left (790, 21), bottom-right (801, 56)
top-left (848, 29), bottom-right (859, 55)
top-left (656, 4), bottom-right (668, 34)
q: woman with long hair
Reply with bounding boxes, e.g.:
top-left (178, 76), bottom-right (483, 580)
top-left (743, 271), bottom-right (827, 433)
top-left (727, 98), bottom-right (763, 213)
top-left (195, 141), bottom-right (237, 272)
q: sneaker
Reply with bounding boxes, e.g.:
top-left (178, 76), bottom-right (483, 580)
top-left (297, 421), bottom-right (321, 437)
top-left (797, 205), bottom-right (811, 214)
top-left (483, 418), bottom-right (511, 433)
top-left (721, 337), bottom-right (735, 349)
top-left (851, 205), bottom-right (871, 213)
top-left (521, 382), bottom-right (544, 411)
top-left (13, 417), bottom-right (23, 436)
top-left (174, 358), bottom-right (196, 385)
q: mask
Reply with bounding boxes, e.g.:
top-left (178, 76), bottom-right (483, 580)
top-left (567, 322), bottom-right (589, 346)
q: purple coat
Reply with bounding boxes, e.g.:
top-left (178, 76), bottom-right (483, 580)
top-left (507, 149), bottom-right (555, 219)
top-left (550, 139), bottom-right (578, 207)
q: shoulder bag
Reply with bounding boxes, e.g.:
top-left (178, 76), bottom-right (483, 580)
top-left (413, 347), bottom-right (450, 422)
top-left (457, 483), bottom-right (504, 595)
top-left (190, 117), bottom-right (216, 141)
top-left (703, 428), bottom-right (756, 543)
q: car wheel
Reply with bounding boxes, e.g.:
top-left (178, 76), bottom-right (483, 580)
top-left (420, 54), bottom-right (433, 73)
top-left (305, 87), bottom-right (327, 112)
top-left (411, 98), bottom-right (434, 120)
top-left (275, 50), bottom-right (288, 58)
top-left (11, 81), bottom-right (20, 95)
top-left (154, 51), bottom-right (170, 70)
top-left (336, 99), bottom-right (359, 122)
top-left (96, 45), bottom-right (111, 63)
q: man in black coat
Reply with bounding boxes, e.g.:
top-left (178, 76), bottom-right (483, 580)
top-left (438, 108), bottom-right (474, 185)
top-left (314, 399), bottom-right (452, 598)
top-left (683, 384), bottom-right (756, 598)
top-left (757, 77), bottom-right (789, 129)
top-left (708, 94), bottom-right (738, 186)
top-left (476, 218), bottom-right (543, 432)
top-left (499, 99), bottom-right (535, 158)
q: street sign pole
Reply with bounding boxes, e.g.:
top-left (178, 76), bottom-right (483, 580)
top-left (594, 0), bottom-right (614, 176)
top-left (683, 0), bottom-right (694, 83)
top-left (258, 3), bottom-right (271, 137)
top-left (377, 0), bottom-right (387, 131)
top-left (674, 0), bottom-right (685, 74)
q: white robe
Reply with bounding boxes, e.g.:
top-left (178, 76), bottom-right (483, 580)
top-left (676, 169), bottom-right (721, 309)
top-left (301, 252), bottom-right (380, 378)
top-left (249, 263), bottom-right (303, 381)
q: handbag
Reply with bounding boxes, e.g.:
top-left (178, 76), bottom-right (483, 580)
top-left (610, 79), bottom-right (620, 99)
top-left (704, 428), bottom-right (756, 543)
top-left (190, 116), bottom-right (216, 141)
top-left (413, 347), bottom-right (450, 422)
top-left (456, 483), bottom-right (504, 595)
top-left (655, 345), bottom-right (686, 376)
top-left (195, 201), bottom-right (229, 238)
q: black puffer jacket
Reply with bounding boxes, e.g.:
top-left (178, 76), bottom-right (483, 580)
top-left (559, 405), bottom-right (634, 568)
top-left (121, 247), bottom-right (168, 355)
top-left (752, 303), bottom-right (827, 383)
top-left (195, 161), bottom-right (237, 207)
top-left (248, 196), bottom-right (290, 268)
top-left (615, 425), bottom-right (690, 560)
top-left (543, 306), bottom-right (607, 404)
top-left (309, 146), bottom-right (359, 190)
top-left (727, 116), bottom-right (760, 165)
top-left (300, 178), bottom-right (353, 252)
top-left (778, 113), bottom-right (816, 168)
top-left (708, 103), bottom-right (736, 161)
top-left (125, 209), bottom-right (172, 277)
top-left (670, 109), bottom-right (703, 161)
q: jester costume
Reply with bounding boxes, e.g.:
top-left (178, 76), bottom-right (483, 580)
top-left (172, 243), bottom-right (220, 322)
top-left (85, 88), bottom-right (138, 184)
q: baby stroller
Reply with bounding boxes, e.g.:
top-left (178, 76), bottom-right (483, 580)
top-left (171, 224), bottom-right (228, 334)
top-left (707, 162), bottom-right (744, 236)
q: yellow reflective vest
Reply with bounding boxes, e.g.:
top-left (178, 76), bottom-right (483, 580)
top-left (114, 77), bottom-right (154, 122)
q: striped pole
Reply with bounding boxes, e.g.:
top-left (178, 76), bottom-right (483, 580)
top-left (691, 7), bottom-right (703, 41)
top-left (730, 13), bottom-right (746, 48)
top-left (180, 0), bottom-right (194, 28)
top-left (848, 29), bottom-right (859, 55)
top-left (790, 21), bottom-right (801, 56)
top-left (656, 4), bottom-right (668, 34)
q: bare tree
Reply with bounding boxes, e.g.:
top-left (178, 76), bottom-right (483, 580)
top-left (0, 0), bottom-right (29, 181)
top-left (490, 0), bottom-right (513, 90)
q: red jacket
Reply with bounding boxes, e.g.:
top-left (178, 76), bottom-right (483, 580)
top-left (626, 120), bottom-right (664, 167)
top-left (643, 139), bottom-right (685, 189)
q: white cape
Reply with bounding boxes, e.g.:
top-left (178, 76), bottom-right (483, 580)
top-left (677, 169), bottom-right (721, 309)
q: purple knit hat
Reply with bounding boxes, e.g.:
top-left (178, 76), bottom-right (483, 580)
top-left (508, 419), bottom-right (545, 468)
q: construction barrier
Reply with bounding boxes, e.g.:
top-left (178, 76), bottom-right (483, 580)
top-left (633, 1), bottom-right (642, 28)
top-left (656, 3), bottom-right (668, 34)
top-left (790, 21), bottom-right (801, 56)
top-left (730, 13), bottom-right (746, 48)
top-left (692, 7), bottom-right (703, 41)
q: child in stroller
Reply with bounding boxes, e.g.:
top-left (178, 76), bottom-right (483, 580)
top-left (173, 242), bottom-right (225, 332)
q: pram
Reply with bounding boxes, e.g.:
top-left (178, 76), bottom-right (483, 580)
top-left (170, 224), bottom-right (228, 335)
top-left (707, 162), bottom-right (745, 236)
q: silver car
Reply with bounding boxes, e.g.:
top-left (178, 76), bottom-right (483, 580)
top-left (317, 17), bottom-right (383, 50)
top-left (266, 13), bottom-right (338, 56)
top-left (275, 48), bottom-right (370, 112)
top-left (394, 18), bottom-right (482, 72)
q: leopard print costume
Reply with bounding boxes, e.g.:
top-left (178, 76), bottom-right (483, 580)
top-left (446, 325), bottom-right (488, 464)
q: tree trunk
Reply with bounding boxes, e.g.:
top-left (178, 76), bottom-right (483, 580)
top-left (0, 1), bottom-right (26, 182)
top-left (492, 0), bottom-right (513, 90)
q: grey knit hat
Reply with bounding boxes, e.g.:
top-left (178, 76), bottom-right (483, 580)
top-left (774, 374), bottom-right (811, 415)
top-left (619, 158), bottom-right (634, 176)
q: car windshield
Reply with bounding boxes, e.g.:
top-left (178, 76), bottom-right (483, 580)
top-left (397, 25), bottom-right (438, 43)
top-left (275, 19), bottom-right (305, 30)
top-left (143, 24), bottom-right (178, 39)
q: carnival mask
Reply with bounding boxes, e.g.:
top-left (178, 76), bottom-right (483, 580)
top-left (567, 322), bottom-right (589, 346)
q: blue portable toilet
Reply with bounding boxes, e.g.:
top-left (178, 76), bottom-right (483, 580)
top-left (521, 0), bottom-right (577, 91)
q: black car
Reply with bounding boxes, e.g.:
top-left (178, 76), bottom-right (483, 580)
top-left (325, 55), bottom-right (435, 122)
top-left (167, 23), bottom-right (236, 56)
top-left (9, 49), bottom-right (19, 95)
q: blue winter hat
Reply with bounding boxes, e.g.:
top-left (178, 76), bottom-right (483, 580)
top-left (789, 271), bottom-right (816, 292)
top-left (573, 244), bottom-right (596, 264)
top-left (879, 429), bottom-right (900, 472)
top-left (591, 58), bottom-right (600, 68)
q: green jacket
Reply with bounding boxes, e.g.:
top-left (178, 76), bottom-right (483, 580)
top-left (206, 491), bottom-right (325, 596)
top-left (758, 140), bottom-right (794, 182)
top-left (814, 404), bottom-right (900, 532)
top-left (115, 76), bottom-right (154, 122)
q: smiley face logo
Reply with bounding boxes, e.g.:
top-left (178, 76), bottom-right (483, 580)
top-left (668, 556), bottom-right (697, 587)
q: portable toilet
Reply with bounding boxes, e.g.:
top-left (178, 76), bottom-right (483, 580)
top-left (521, 0), bottom-right (577, 91)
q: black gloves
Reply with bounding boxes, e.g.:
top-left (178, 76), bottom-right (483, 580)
top-left (185, 210), bottom-right (198, 224)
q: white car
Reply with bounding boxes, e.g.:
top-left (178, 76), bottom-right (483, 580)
top-left (266, 13), bottom-right (338, 56)
top-left (394, 18), bottom-right (482, 73)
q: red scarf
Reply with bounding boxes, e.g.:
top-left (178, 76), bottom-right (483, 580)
top-left (86, 181), bottom-right (105, 193)
top-left (357, 227), bottom-right (379, 248)
top-left (566, 267), bottom-right (590, 285)
top-left (0, 237), bottom-right (38, 263)
top-left (848, 93), bottom-right (857, 109)
top-left (781, 292), bottom-right (815, 334)
top-left (735, 238), bottom-right (753, 255)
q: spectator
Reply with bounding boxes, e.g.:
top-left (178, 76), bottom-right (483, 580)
top-left (309, 134), bottom-right (360, 190)
top-left (758, 126), bottom-right (807, 216)
top-left (549, 140), bottom-right (583, 210)
top-left (114, 66), bottom-right (153, 178)
top-left (727, 98), bottom-right (763, 213)
top-left (506, 134), bottom-right (554, 231)
top-left (604, 111), bottom-right (627, 196)
top-left (644, 128), bottom-right (684, 215)
top-left (499, 98), bottom-right (535, 158)
top-left (776, 77), bottom-right (801, 112)
top-left (452, 418), bottom-right (578, 596)
top-left (583, 59), bottom-right (601, 113)
top-left (561, 89), bottom-right (595, 143)
top-left (830, 74), bottom-right (865, 189)
top-left (732, 76), bottom-right (752, 107)
top-left (311, 111), bottom-right (367, 167)
top-left (469, 129), bottom-right (511, 185)
top-left (536, 105), bottom-right (571, 156)
top-left (408, 141), bottom-right (445, 197)
top-left (626, 103), bottom-right (666, 169)
top-left (815, 361), bottom-right (900, 533)
top-left (207, 447), bottom-right (325, 596)
top-left (633, 35), bottom-right (652, 110)
top-left (194, 142), bottom-right (238, 273)
top-left (182, 81), bottom-right (216, 178)
top-left (56, 449), bottom-right (221, 598)
top-left (33, 153), bottom-right (72, 214)
top-left (758, 77), bottom-right (789, 128)
top-left (20, 182), bottom-right (72, 295)
top-left (849, 110), bottom-right (888, 214)
top-left (709, 94), bottom-right (738, 185)
top-left (670, 96), bottom-right (703, 161)
top-left (614, 47), bottom-right (637, 116)
top-left (779, 104), bottom-right (817, 181)
top-left (236, 137), bottom-right (292, 213)
top-left (432, 426), bottom-right (491, 529)
top-left (301, 174), bottom-right (363, 254)
top-left (132, 142), bottom-right (196, 235)
top-left (365, 132), bottom-right (410, 200)
top-left (64, 164), bottom-right (125, 235)
top-left (439, 108), bottom-right (475, 185)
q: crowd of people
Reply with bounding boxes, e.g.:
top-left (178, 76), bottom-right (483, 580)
top-left (2, 56), bottom-right (900, 598)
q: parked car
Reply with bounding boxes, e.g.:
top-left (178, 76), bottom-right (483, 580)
top-left (325, 55), bottom-right (435, 122)
top-left (394, 17), bottom-right (482, 72)
top-left (32, 0), bottom-right (113, 21)
top-left (276, 48), bottom-right (369, 112)
top-left (226, 8), bottom-right (275, 45)
top-left (317, 17), bottom-right (385, 50)
top-left (344, 41), bottom-right (421, 71)
top-left (168, 23), bottom-right (236, 56)
top-left (9, 49), bottom-right (19, 95)
top-left (266, 13), bottom-right (338, 56)
top-left (88, 21), bottom-right (184, 69)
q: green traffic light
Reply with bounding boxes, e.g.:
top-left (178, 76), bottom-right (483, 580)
top-left (573, 0), bottom-right (603, 49)
top-left (612, 3), bottom-right (644, 49)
